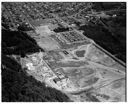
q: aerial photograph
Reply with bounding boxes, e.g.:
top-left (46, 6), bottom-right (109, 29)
top-left (1, 2), bottom-right (126, 102)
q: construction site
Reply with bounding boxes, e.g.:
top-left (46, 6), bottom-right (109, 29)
top-left (2, 2), bottom-right (126, 102)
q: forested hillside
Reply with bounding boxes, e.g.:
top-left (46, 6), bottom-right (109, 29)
top-left (2, 29), bottom-right (71, 102)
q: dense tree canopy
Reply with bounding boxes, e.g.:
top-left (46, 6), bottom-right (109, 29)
top-left (2, 29), bottom-right (71, 102)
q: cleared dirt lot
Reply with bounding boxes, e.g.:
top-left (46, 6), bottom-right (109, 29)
top-left (36, 25), bottom-right (54, 37)
top-left (37, 37), bottom-right (60, 51)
